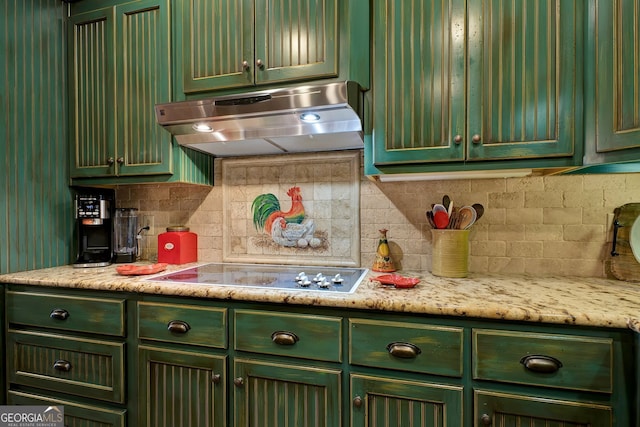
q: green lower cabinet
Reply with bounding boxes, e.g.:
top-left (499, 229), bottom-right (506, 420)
top-left (138, 346), bottom-right (227, 427)
top-left (233, 358), bottom-right (341, 427)
top-left (8, 390), bottom-right (126, 427)
top-left (475, 390), bottom-right (612, 426)
top-left (350, 374), bottom-right (464, 427)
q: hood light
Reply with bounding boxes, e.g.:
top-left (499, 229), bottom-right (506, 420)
top-left (193, 123), bottom-right (213, 132)
top-left (300, 112), bottom-right (321, 123)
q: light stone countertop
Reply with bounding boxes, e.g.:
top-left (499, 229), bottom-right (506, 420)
top-left (1, 263), bottom-right (640, 331)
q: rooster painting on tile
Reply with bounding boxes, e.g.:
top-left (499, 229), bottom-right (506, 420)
top-left (251, 186), bottom-right (321, 248)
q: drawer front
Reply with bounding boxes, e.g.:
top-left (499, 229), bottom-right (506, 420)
top-left (473, 329), bottom-right (613, 393)
top-left (6, 290), bottom-right (126, 336)
top-left (234, 309), bottom-right (342, 362)
top-left (8, 390), bottom-right (127, 427)
top-left (8, 330), bottom-right (125, 403)
top-left (349, 319), bottom-right (464, 377)
top-left (138, 301), bottom-right (227, 349)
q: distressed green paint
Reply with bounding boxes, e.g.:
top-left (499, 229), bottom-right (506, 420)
top-left (351, 374), bottom-right (463, 427)
top-left (371, 0), bottom-right (582, 168)
top-left (139, 346), bottom-right (227, 427)
top-left (0, 0), bottom-right (74, 274)
top-left (475, 390), bottom-right (612, 426)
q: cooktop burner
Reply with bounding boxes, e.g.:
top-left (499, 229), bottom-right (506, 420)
top-left (149, 263), bottom-right (369, 293)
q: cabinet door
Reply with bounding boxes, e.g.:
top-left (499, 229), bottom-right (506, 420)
top-left (178, 0), bottom-right (254, 92)
top-left (254, 0), bottom-right (339, 85)
top-left (9, 390), bottom-right (126, 427)
top-left (115, 0), bottom-right (172, 176)
top-left (233, 358), bottom-right (341, 426)
top-left (139, 346), bottom-right (226, 427)
top-left (371, 0), bottom-right (466, 165)
top-left (475, 390), bottom-right (612, 427)
top-left (350, 374), bottom-right (463, 427)
top-left (466, 0), bottom-right (581, 161)
top-left (69, 8), bottom-right (116, 178)
top-left (592, 0), bottom-right (640, 155)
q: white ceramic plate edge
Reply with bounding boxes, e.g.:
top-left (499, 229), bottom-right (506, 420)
top-left (630, 215), bottom-right (640, 264)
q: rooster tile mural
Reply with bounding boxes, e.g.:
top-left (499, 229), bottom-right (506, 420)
top-left (222, 152), bottom-right (360, 266)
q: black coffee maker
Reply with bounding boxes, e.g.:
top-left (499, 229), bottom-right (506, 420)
top-left (73, 189), bottom-right (115, 268)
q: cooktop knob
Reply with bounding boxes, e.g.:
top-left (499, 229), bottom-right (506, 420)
top-left (332, 274), bottom-right (344, 283)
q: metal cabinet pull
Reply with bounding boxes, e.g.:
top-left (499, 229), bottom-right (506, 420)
top-left (453, 135), bottom-right (462, 144)
top-left (107, 157), bottom-right (115, 165)
top-left (53, 359), bottom-right (72, 372)
top-left (353, 396), bottom-right (363, 408)
top-left (212, 374), bottom-right (221, 384)
top-left (472, 134), bottom-right (482, 143)
top-left (386, 342), bottom-right (421, 359)
top-left (50, 309), bottom-right (69, 320)
top-left (256, 59), bottom-right (264, 69)
top-left (167, 320), bottom-right (191, 334)
top-left (233, 377), bottom-right (244, 387)
top-left (271, 331), bottom-right (299, 346)
top-left (242, 60), bottom-right (250, 70)
top-left (520, 354), bottom-right (563, 373)
top-left (116, 157), bottom-right (124, 164)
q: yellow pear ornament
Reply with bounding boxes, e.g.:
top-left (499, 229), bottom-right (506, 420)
top-left (373, 229), bottom-right (396, 272)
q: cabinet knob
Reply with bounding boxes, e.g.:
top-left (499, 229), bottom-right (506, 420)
top-left (386, 341), bottom-right (421, 359)
top-left (116, 157), bottom-right (124, 164)
top-left (256, 59), bottom-right (264, 69)
top-left (353, 396), bottom-right (363, 408)
top-left (520, 355), bottom-right (563, 373)
top-left (271, 331), bottom-right (299, 346)
top-left (453, 135), bottom-right (462, 144)
top-left (480, 414), bottom-right (491, 425)
top-left (212, 374), bottom-right (221, 384)
top-left (242, 60), bottom-right (250, 70)
top-left (233, 377), bottom-right (244, 387)
top-left (53, 359), bottom-right (72, 372)
top-left (472, 134), bottom-right (482, 143)
top-left (167, 320), bottom-right (191, 334)
top-left (107, 157), bottom-right (115, 165)
top-left (50, 308), bottom-right (70, 320)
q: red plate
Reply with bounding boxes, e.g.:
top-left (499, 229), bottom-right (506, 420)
top-left (375, 274), bottom-right (420, 288)
top-left (116, 263), bottom-right (168, 276)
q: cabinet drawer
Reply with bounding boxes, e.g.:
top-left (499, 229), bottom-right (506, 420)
top-left (8, 390), bottom-right (127, 427)
top-left (138, 302), bottom-right (227, 349)
top-left (473, 329), bottom-right (613, 393)
top-left (7, 330), bottom-right (125, 403)
top-left (234, 309), bottom-right (342, 362)
top-left (349, 319), bottom-right (464, 377)
top-left (6, 290), bottom-right (126, 337)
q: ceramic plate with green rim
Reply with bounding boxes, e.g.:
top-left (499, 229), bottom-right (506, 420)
top-left (631, 215), bottom-right (640, 264)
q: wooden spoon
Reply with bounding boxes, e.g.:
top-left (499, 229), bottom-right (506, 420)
top-left (458, 206), bottom-right (477, 229)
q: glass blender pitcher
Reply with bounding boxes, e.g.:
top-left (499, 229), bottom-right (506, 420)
top-left (113, 208), bottom-right (138, 263)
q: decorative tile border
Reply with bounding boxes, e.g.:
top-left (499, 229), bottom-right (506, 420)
top-left (222, 152), bottom-right (361, 266)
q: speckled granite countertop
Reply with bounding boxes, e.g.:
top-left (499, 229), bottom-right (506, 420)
top-left (1, 263), bottom-right (639, 331)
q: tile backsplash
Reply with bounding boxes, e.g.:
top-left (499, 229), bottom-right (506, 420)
top-left (115, 152), bottom-right (640, 279)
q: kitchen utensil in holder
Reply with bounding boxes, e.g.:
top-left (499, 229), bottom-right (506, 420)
top-left (431, 229), bottom-right (470, 278)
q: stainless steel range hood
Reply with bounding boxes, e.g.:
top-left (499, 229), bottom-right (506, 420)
top-left (155, 81), bottom-right (364, 157)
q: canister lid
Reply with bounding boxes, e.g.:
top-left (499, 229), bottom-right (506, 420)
top-left (166, 226), bottom-right (190, 232)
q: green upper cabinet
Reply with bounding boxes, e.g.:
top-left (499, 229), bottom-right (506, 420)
top-left (177, 0), bottom-right (339, 93)
top-left (583, 0), bottom-right (640, 165)
top-left (368, 0), bottom-right (583, 174)
top-left (69, 0), bottom-right (172, 178)
top-left (69, 0), bottom-right (214, 185)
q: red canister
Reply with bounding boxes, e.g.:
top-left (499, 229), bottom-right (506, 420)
top-left (158, 226), bottom-right (198, 264)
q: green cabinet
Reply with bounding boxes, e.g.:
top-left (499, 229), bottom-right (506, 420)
top-left (583, 0), bottom-right (640, 166)
top-left (177, 0), bottom-right (339, 93)
top-left (68, 0), bottom-right (213, 185)
top-left (351, 374), bottom-right (463, 427)
top-left (138, 346), bottom-right (227, 427)
top-left (233, 359), bottom-right (342, 426)
top-left (367, 0), bottom-right (583, 175)
top-left (475, 390), bottom-right (612, 426)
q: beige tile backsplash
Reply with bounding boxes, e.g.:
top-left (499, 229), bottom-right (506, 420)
top-left (115, 153), bottom-right (640, 279)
